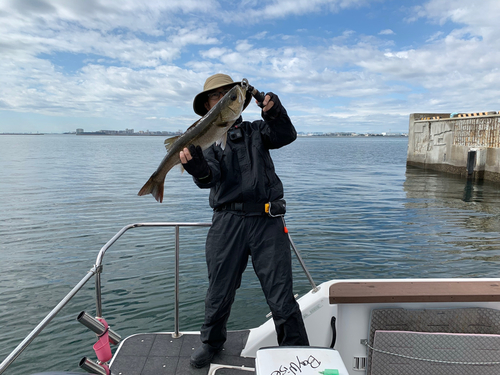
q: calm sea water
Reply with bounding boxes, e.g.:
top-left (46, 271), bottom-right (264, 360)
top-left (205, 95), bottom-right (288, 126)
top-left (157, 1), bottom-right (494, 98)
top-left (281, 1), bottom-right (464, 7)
top-left (1, 134), bottom-right (500, 374)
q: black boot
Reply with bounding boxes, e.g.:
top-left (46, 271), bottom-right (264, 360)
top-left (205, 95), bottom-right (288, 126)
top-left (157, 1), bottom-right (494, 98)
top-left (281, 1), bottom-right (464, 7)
top-left (190, 343), bottom-right (222, 368)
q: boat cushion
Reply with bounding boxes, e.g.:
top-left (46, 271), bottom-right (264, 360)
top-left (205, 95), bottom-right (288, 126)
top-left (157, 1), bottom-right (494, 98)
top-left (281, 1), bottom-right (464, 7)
top-left (370, 330), bottom-right (500, 375)
top-left (367, 307), bottom-right (500, 374)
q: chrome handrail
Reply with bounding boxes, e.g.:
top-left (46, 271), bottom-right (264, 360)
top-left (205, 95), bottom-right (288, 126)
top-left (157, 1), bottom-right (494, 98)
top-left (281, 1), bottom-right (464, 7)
top-left (0, 269), bottom-right (96, 374)
top-left (92, 222), bottom-right (211, 335)
top-left (0, 222), bottom-right (210, 374)
top-left (287, 231), bottom-right (318, 293)
top-left (0, 221), bottom-right (316, 374)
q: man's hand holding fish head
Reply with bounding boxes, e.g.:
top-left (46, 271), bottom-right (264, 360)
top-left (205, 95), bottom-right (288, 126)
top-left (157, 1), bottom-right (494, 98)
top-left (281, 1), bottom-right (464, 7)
top-left (180, 87), bottom-right (284, 177)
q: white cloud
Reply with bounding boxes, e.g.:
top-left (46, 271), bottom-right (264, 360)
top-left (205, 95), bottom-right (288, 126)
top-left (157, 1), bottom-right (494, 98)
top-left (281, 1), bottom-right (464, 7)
top-left (2, 0), bottom-right (500, 133)
top-left (411, 0), bottom-right (500, 40)
top-left (235, 40), bottom-right (253, 52)
top-left (250, 31), bottom-right (268, 40)
top-left (1, 0), bottom-right (219, 34)
top-left (239, 0), bottom-right (369, 20)
top-left (201, 47), bottom-right (231, 59)
top-left (379, 29), bottom-right (394, 35)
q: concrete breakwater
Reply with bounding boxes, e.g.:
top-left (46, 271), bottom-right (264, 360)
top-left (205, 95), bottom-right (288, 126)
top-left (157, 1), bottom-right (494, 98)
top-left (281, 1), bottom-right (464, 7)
top-left (407, 112), bottom-right (500, 183)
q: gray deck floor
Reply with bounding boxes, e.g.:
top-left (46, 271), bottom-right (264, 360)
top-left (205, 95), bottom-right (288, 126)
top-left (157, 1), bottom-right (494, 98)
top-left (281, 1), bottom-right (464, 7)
top-left (110, 330), bottom-right (254, 375)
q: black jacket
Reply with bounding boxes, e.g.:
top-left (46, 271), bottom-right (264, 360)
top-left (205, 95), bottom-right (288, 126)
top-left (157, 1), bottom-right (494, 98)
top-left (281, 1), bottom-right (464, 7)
top-left (194, 107), bottom-right (297, 209)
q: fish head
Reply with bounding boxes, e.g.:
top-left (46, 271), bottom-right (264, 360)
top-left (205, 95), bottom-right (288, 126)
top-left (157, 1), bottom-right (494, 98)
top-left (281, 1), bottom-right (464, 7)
top-left (217, 84), bottom-right (247, 124)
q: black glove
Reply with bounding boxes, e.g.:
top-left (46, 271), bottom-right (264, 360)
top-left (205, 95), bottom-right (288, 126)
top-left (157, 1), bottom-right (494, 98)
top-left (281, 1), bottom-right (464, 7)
top-left (262, 92), bottom-right (283, 120)
top-left (183, 144), bottom-right (211, 181)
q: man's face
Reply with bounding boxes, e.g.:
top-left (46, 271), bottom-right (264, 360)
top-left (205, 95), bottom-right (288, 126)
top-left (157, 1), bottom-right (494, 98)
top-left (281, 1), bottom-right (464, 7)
top-left (204, 85), bottom-right (233, 111)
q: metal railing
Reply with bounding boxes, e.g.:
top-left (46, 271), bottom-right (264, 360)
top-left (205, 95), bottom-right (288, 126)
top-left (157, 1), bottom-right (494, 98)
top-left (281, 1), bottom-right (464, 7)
top-left (0, 222), bottom-right (209, 374)
top-left (92, 222), bottom-right (212, 337)
top-left (0, 221), bottom-right (316, 374)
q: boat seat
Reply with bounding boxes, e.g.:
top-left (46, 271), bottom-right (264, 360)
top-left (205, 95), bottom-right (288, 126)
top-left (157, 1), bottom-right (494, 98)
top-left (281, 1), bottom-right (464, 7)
top-left (329, 280), bottom-right (500, 304)
top-left (366, 307), bottom-right (500, 375)
top-left (370, 330), bottom-right (500, 375)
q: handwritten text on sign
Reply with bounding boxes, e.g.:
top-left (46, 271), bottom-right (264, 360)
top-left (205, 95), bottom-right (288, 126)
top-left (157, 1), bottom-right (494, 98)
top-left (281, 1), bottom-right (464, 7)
top-left (270, 355), bottom-right (321, 375)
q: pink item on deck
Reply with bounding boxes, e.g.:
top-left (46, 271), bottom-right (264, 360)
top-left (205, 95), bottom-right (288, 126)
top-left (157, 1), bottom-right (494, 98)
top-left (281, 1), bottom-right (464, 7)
top-left (93, 317), bottom-right (112, 363)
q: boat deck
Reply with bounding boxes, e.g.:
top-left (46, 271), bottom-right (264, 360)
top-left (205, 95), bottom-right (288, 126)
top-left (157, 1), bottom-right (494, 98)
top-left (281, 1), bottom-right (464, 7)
top-left (110, 330), bottom-right (255, 375)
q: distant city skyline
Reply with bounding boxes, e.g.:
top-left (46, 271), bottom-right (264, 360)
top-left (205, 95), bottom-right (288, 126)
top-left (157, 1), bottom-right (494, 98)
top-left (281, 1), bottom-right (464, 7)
top-left (2, 129), bottom-right (408, 137)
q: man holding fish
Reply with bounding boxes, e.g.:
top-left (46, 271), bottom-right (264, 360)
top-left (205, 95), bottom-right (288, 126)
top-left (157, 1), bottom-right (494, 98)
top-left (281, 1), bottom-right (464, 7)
top-left (139, 73), bottom-right (310, 367)
top-left (180, 74), bottom-right (309, 368)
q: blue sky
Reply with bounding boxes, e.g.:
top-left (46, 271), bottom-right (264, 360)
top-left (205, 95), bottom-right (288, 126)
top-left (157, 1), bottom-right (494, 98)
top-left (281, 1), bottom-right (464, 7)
top-left (1, 0), bottom-right (500, 134)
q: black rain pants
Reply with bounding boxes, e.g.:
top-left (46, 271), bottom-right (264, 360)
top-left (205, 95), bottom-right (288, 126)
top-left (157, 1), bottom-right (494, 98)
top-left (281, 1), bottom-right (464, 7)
top-left (200, 211), bottom-right (309, 348)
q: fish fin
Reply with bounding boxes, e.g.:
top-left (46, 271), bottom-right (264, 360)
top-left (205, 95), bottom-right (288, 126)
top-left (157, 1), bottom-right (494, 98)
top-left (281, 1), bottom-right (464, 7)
top-left (164, 136), bottom-right (180, 151)
top-left (164, 119), bottom-right (201, 151)
top-left (138, 173), bottom-right (164, 203)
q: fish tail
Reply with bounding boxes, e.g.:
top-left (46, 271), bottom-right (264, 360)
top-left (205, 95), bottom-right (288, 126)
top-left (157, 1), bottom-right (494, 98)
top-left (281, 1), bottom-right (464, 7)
top-left (138, 174), bottom-right (164, 203)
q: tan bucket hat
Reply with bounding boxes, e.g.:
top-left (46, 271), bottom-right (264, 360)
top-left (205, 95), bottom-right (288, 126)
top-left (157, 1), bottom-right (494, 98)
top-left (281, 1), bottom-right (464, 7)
top-left (193, 73), bottom-right (253, 116)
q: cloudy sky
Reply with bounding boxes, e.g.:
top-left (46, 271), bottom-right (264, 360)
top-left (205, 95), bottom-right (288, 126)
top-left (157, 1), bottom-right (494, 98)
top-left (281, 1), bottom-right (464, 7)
top-left (1, 0), bottom-right (499, 134)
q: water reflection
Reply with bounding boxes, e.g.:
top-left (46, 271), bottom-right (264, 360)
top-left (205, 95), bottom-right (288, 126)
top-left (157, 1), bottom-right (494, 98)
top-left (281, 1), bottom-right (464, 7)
top-left (404, 166), bottom-right (500, 219)
top-left (403, 166), bottom-right (500, 273)
top-left (462, 179), bottom-right (484, 203)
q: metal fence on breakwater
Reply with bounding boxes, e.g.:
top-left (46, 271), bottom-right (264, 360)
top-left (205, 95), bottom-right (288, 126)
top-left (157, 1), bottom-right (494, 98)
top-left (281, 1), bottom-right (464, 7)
top-left (407, 112), bottom-right (500, 183)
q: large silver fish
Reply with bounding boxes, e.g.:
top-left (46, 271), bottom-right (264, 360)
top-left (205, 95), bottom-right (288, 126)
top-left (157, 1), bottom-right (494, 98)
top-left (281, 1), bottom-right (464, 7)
top-left (138, 82), bottom-right (249, 202)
